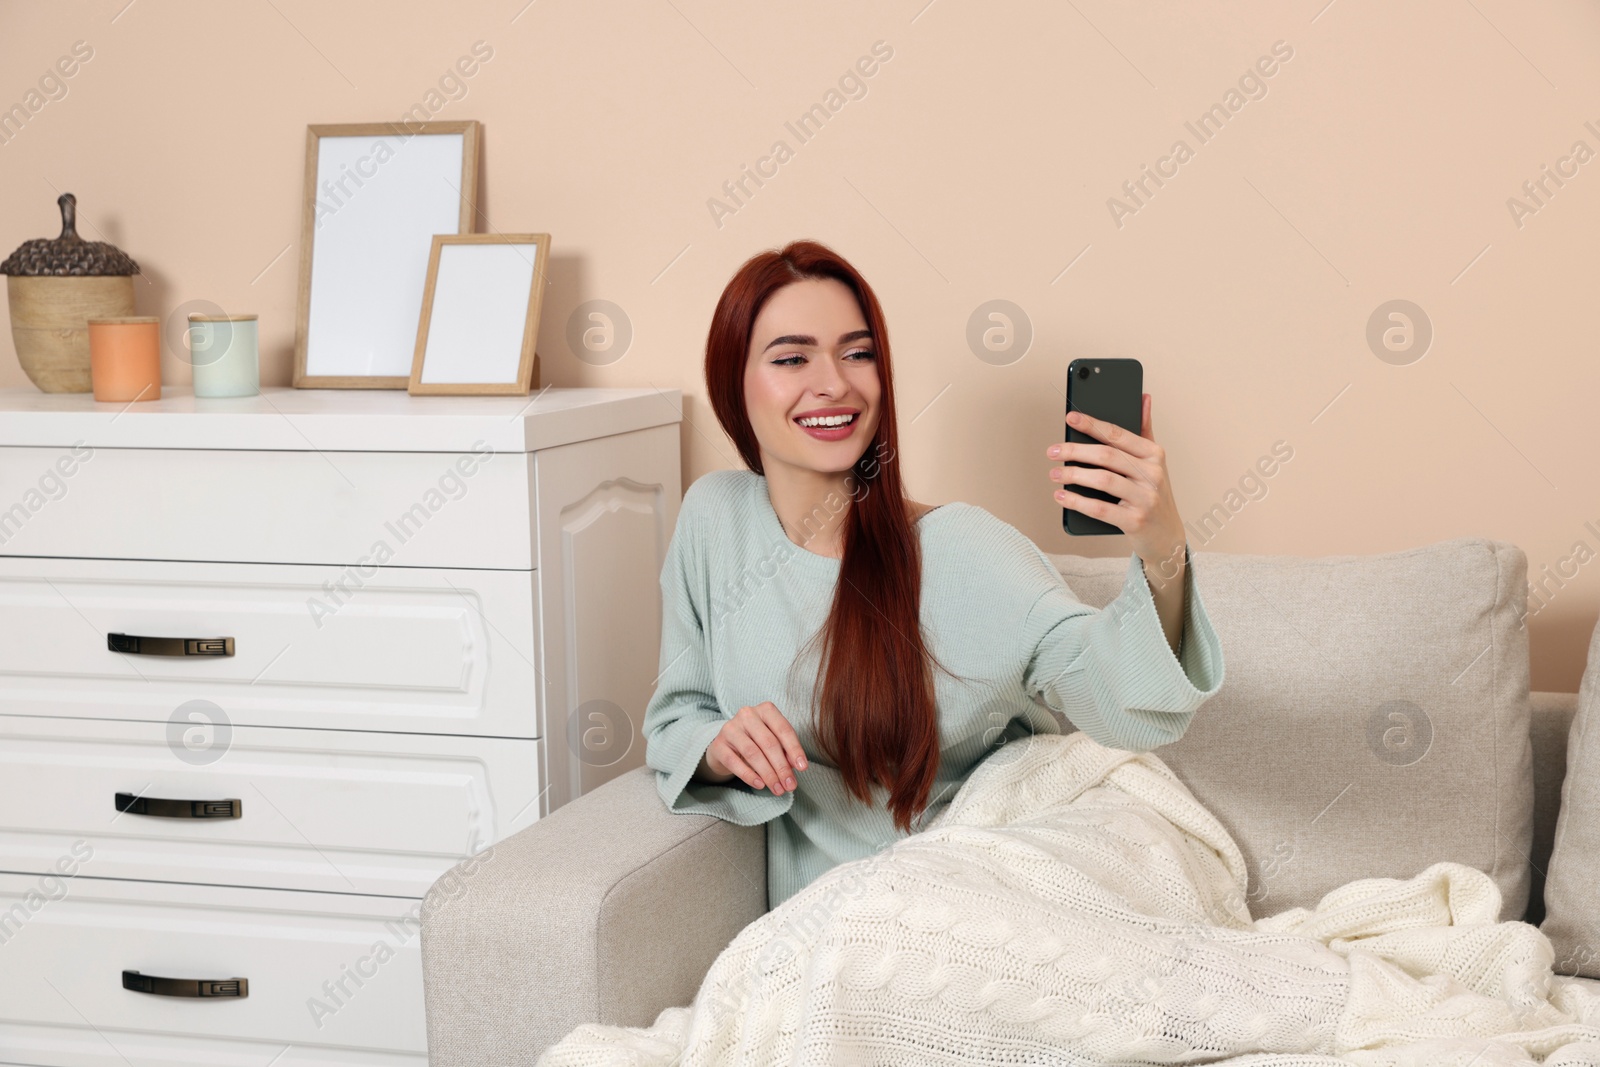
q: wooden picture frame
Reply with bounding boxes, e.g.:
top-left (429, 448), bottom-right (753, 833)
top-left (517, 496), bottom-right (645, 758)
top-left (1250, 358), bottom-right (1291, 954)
top-left (293, 120), bottom-right (480, 389)
top-left (407, 233), bottom-right (550, 396)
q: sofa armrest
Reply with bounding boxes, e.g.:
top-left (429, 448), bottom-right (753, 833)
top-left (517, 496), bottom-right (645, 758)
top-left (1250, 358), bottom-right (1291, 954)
top-left (420, 765), bottom-right (767, 1066)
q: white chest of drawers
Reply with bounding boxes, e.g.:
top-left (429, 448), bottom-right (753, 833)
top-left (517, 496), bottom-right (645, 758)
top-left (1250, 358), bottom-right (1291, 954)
top-left (0, 385), bottom-right (681, 1066)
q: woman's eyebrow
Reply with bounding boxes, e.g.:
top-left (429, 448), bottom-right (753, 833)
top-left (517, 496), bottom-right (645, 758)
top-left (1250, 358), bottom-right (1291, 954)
top-left (761, 329), bottom-right (873, 353)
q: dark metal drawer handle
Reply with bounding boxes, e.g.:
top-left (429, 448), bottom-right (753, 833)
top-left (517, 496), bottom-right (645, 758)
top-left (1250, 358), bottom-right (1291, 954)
top-left (107, 633), bottom-right (235, 657)
top-left (115, 793), bottom-right (241, 819)
top-left (122, 970), bottom-right (248, 998)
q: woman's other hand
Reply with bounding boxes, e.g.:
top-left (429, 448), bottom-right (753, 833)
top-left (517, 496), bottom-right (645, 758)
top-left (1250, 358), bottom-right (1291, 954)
top-left (704, 701), bottom-right (809, 796)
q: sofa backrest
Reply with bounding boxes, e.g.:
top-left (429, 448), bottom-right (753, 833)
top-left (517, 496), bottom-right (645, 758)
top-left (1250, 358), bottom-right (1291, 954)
top-left (1045, 536), bottom-right (1534, 922)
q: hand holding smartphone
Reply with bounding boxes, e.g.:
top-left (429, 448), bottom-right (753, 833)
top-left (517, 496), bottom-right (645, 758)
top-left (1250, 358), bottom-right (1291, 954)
top-left (1061, 358), bottom-right (1143, 536)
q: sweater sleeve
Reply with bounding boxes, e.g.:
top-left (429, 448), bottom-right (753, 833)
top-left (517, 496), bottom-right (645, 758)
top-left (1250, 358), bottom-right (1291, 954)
top-left (1023, 541), bottom-right (1225, 752)
top-left (641, 484), bottom-right (794, 826)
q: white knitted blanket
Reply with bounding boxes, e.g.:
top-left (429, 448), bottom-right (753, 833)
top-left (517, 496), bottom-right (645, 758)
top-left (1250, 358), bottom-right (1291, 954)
top-left (538, 732), bottom-right (1600, 1066)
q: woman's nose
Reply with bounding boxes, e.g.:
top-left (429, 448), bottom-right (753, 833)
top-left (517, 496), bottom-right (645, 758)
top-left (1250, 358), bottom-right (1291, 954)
top-left (809, 355), bottom-right (847, 396)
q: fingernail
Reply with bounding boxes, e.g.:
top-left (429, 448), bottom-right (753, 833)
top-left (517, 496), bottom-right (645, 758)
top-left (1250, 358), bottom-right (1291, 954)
top-left (785, 777), bottom-right (796, 790)
top-left (1048, 446), bottom-right (1060, 458)
top-left (798, 758), bottom-right (807, 769)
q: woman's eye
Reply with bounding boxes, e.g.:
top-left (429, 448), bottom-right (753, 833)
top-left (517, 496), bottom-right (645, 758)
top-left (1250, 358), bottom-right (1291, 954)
top-left (771, 349), bottom-right (873, 367)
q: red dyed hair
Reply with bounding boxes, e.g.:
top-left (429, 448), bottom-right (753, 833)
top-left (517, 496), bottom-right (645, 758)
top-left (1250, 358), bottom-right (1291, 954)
top-left (704, 239), bottom-right (960, 834)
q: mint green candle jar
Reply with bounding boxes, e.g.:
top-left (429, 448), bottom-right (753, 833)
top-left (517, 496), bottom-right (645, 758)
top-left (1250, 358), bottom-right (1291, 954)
top-left (187, 313), bottom-right (259, 397)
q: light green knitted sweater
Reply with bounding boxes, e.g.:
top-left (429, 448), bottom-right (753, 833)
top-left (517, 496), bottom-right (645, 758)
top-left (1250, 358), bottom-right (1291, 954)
top-left (642, 468), bottom-right (1225, 909)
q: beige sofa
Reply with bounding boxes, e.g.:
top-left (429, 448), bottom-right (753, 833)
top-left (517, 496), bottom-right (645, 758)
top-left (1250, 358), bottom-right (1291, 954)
top-left (419, 536), bottom-right (1595, 1065)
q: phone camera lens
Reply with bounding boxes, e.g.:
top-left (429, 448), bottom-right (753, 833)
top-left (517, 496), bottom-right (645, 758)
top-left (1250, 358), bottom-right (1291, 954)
top-left (1077, 366), bottom-right (1091, 380)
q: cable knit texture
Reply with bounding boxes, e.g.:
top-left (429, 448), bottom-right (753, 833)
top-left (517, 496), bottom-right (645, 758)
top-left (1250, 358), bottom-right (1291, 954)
top-left (539, 732), bottom-right (1600, 1066)
top-left (641, 468), bottom-right (1226, 910)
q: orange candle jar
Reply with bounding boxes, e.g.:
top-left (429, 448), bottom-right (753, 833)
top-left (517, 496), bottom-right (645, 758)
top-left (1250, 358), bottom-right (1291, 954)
top-left (87, 316), bottom-right (161, 402)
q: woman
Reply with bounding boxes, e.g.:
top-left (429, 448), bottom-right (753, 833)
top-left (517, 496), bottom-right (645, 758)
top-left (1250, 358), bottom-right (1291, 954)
top-left (642, 239), bottom-right (1224, 910)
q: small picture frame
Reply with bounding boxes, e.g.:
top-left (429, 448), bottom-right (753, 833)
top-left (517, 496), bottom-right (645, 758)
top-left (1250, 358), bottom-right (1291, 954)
top-left (293, 120), bottom-right (480, 389)
top-left (408, 233), bottom-right (550, 396)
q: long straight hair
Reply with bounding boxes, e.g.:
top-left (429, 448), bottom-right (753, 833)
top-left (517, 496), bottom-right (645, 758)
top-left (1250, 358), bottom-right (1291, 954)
top-left (705, 239), bottom-right (955, 834)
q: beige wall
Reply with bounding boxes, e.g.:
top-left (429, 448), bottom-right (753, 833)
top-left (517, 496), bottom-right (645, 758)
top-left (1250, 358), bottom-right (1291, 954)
top-left (3, 1), bottom-right (1597, 690)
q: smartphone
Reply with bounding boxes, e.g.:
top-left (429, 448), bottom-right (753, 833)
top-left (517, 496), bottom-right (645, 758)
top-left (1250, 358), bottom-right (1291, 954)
top-left (1062, 357), bottom-right (1143, 536)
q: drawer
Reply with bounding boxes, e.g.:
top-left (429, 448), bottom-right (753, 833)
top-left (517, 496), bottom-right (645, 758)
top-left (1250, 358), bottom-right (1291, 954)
top-left (0, 444), bottom-right (538, 569)
top-left (0, 555), bottom-right (541, 738)
top-left (0, 715), bottom-right (541, 897)
top-left (0, 873), bottom-right (432, 1064)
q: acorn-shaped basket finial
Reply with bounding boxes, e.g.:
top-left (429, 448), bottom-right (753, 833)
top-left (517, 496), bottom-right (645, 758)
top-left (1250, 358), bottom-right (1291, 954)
top-left (0, 192), bottom-right (140, 277)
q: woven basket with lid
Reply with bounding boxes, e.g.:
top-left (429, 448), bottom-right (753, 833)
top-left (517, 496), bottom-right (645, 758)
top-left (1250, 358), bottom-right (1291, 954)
top-left (2, 192), bottom-right (141, 393)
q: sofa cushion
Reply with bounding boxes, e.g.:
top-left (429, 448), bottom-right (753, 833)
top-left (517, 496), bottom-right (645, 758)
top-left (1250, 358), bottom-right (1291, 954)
top-left (1044, 536), bottom-right (1533, 922)
top-left (1541, 613), bottom-right (1600, 977)
top-left (1527, 690), bottom-right (1582, 926)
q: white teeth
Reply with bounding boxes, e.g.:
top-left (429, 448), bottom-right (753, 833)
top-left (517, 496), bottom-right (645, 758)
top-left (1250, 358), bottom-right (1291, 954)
top-left (798, 414), bottom-right (855, 428)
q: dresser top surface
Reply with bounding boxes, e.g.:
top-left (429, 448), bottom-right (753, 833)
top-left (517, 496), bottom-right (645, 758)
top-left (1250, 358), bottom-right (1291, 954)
top-left (0, 385), bottom-right (683, 452)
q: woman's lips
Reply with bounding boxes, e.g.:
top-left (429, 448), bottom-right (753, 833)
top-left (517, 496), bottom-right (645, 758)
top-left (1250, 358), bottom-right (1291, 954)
top-left (795, 414), bottom-right (858, 441)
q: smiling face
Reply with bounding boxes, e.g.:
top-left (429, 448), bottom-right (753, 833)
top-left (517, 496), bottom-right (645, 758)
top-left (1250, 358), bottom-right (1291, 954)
top-left (743, 276), bottom-right (883, 480)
